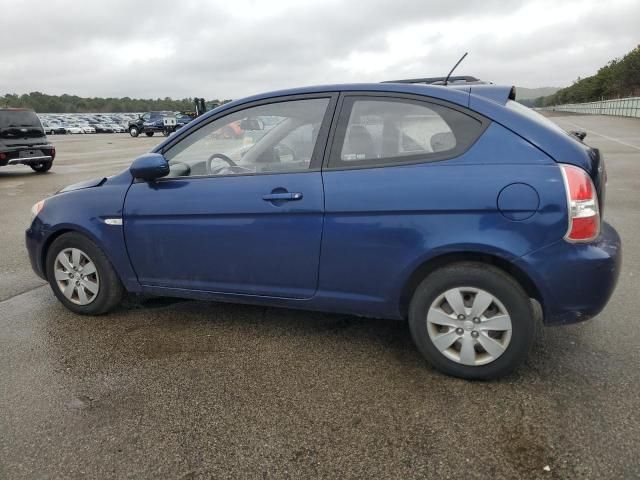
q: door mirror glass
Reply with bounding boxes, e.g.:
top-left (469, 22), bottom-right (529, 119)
top-left (130, 153), bottom-right (170, 181)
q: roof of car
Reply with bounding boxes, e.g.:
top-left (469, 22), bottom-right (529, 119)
top-left (207, 82), bottom-right (515, 117)
top-left (0, 107), bottom-right (35, 112)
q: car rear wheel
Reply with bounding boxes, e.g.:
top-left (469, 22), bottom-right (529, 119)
top-left (408, 262), bottom-right (535, 380)
top-left (30, 162), bottom-right (52, 173)
top-left (46, 232), bottom-right (124, 315)
top-left (129, 127), bottom-right (139, 137)
top-left (145, 132), bottom-right (154, 137)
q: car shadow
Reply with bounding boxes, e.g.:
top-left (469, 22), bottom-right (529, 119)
top-left (0, 170), bottom-right (49, 178)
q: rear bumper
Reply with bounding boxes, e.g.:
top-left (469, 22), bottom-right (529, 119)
top-left (1, 144), bottom-right (55, 167)
top-left (7, 156), bottom-right (53, 165)
top-left (515, 222), bottom-right (621, 325)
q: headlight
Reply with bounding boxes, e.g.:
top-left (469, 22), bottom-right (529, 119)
top-left (30, 199), bottom-right (45, 219)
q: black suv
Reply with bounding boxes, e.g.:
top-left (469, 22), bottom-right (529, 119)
top-left (128, 111), bottom-right (176, 137)
top-left (0, 108), bottom-right (55, 172)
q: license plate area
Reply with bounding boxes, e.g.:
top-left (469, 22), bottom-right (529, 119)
top-left (19, 149), bottom-right (43, 158)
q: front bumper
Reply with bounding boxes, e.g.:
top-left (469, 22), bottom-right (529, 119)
top-left (515, 221), bottom-right (622, 325)
top-left (26, 218), bottom-right (47, 280)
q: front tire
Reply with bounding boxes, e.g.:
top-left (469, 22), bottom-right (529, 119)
top-left (46, 232), bottom-right (124, 315)
top-left (408, 262), bottom-right (535, 380)
top-left (129, 126), bottom-right (139, 137)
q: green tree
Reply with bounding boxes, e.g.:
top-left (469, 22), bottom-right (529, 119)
top-left (540, 45), bottom-right (640, 105)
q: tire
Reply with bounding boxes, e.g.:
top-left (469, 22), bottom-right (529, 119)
top-left (30, 162), bottom-right (52, 173)
top-left (408, 262), bottom-right (535, 380)
top-left (129, 127), bottom-right (139, 137)
top-left (46, 232), bottom-right (124, 315)
top-left (145, 132), bottom-right (154, 137)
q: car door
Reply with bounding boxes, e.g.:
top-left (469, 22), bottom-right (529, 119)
top-left (124, 94), bottom-right (337, 299)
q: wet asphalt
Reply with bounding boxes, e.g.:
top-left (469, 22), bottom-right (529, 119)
top-left (1, 116), bottom-right (639, 479)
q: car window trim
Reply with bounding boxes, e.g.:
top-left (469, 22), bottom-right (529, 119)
top-left (154, 93), bottom-right (339, 181)
top-left (323, 91), bottom-right (491, 172)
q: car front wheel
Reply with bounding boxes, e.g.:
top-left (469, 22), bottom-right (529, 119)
top-left (46, 232), bottom-right (124, 315)
top-left (408, 262), bottom-right (535, 380)
top-left (129, 127), bottom-right (139, 137)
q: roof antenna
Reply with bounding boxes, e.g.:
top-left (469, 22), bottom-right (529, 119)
top-left (443, 52), bottom-right (468, 86)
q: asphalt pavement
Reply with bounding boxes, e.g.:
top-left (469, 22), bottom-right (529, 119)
top-left (1, 117), bottom-right (639, 479)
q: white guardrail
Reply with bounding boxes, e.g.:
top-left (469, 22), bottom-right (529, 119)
top-left (542, 97), bottom-right (640, 118)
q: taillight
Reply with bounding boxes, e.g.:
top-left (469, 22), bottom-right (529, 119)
top-left (560, 164), bottom-right (600, 242)
top-left (50, 147), bottom-right (56, 159)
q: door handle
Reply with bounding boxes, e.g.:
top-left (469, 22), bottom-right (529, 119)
top-left (262, 192), bottom-right (303, 201)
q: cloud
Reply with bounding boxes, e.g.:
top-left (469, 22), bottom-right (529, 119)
top-left (0, 0), bottom-right (637, 100)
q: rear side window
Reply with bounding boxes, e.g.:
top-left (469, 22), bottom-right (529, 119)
top-left (329, 97), bottom-right (486, 168)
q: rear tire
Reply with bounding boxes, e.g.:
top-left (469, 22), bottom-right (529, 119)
top-left (408, 262), bottom-right (535, 380)
top-left (30, 162), bottom-right (52, 173)
top-left (46, 232), bottom-right (124, 315)
top-left (145, 132), bottom-right (154, 137)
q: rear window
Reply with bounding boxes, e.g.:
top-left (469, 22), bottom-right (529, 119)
top-left (0, 110), bottom-right (42, 129)
top-left (0, 110), bottom-right (45, 139)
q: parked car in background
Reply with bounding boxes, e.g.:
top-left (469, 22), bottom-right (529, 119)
top-left (89, 123), bottom-right (113, 134)
top-left (107, 123), bottom-right (125, 133)
top-left (128, 111), bottom-right (176, 137)
top-left (49, 123), bottom-right (68, 135)
top-left (78, 124), bottom-right (96, 134)
top-left (64, 124), bottom-right (84, 134)
top-left (1, 108), bottom-right (55, 172)
top-left (176, 113), bottom-right (195, 129)
top-left (41, 122), bottom-right (54, 135)
top-left (26, 80), bottom-right (621, 379)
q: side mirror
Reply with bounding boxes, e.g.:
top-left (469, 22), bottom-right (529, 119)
top-left (130, 153), bottom-right (170, 181)
top-left (570, 130), bottom-right (587, 141)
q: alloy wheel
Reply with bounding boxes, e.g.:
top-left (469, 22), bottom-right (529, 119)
top-left (53, 248), bottom-right (100, 305)
top-left (426, 287), bottom-right (512, 366)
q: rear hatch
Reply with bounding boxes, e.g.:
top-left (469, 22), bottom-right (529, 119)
top-left (0, 109), bottom-right (47, 148)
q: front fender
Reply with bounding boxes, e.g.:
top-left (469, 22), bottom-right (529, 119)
top-left (26, 172), bottom-right (141, 292)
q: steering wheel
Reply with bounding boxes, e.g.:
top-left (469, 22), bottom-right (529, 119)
top-left (206, 153), bottom-right (237, 175)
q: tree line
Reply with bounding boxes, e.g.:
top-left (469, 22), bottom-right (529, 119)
top-left (532, 45), bottom-right (640, 107)
top-left (0, 92), bottom-right (232, 113)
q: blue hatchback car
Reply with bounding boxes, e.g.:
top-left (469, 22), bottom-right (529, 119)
top-left (26, 79), bottom-right (621, 379)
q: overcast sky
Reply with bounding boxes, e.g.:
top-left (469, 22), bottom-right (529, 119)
top-left (1, 0), bottom-right (638, 99)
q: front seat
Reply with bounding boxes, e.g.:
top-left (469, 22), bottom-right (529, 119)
top-left (342, 125), bottom-right (377, 160)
